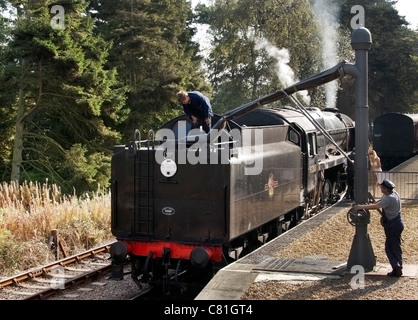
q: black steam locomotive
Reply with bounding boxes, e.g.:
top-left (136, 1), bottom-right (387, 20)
top-left (109, 63), bottom-right (355, 294)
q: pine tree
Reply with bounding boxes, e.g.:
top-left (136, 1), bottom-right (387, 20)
top-left (89, 0), bottom-right (211, 139)
top-left (3, 0), bottom-right (129, 193)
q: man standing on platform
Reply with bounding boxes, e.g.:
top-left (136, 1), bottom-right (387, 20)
top-left (353, 179), bottom-right (404, 277)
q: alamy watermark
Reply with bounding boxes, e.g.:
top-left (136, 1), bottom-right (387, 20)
top-left (154, 121), bottom-right (263, 175)
top-left (50, 5), bottom-right (65, 30)
top-left (49, 265), bottom-right (65, 290)
top-left (351, 5), bottom-right (365, 29)
top-left (350, 265), bottom-right (366, 289)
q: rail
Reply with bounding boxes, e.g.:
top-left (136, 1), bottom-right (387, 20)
top-left (0, 242), bottom-right (115, 300)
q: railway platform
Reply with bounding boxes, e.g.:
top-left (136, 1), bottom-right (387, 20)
top-left (195, 199), bottom-right (418, 300)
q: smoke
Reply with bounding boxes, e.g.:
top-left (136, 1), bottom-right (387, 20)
top-left (312, 0), bottom-right (341, 108)
top-left (251, 0), bottom-right (341, 108)
top-left (253, 35), bottom-right (311, 105)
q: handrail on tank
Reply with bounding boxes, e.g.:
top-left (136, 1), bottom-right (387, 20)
top-left (134, 129), bottom-right (141, 151)
top-left (147, 129), bottom-right (155, 149)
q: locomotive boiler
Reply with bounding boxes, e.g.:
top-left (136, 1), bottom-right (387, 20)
top-left (109, 62), bottom-right (355, 294)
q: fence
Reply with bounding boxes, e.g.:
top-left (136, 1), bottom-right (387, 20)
top-left (372, 171), bottom-right (418, 200)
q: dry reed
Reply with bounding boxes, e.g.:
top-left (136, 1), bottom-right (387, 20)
top-left (0, 181), bottom-right (113, 277)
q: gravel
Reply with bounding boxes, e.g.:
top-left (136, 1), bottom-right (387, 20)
top-left (242, 200), bottom-right (418, 300)
top-left (48, 267), bottom-right (144, 300)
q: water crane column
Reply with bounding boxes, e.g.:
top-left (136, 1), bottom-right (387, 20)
top-left (344, 27), bottom-right (376, 272)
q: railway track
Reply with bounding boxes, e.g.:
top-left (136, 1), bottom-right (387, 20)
top-left (0, 196), bottom-right (345, 301)
top-left (0, 242), bottom-right (115, 300)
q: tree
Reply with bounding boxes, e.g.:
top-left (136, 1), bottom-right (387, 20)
top-left (3, 0), bottom-right (128, 193)
top-left (198, 0), bottom-right (417, 119)
top-left (0, 5), bottom-right (16, 181)
top-left (332, 0), bottom-right (418, 120)
top-left (202, 0), bottom-right (353, 113)
top-left (89, 0), bottom-right (211, 139)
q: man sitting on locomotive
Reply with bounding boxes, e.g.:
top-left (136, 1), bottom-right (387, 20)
top-left (177, 90), bottom-right (213, 133)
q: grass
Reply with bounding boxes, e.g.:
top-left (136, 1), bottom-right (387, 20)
top-left (0, 181), bottom-right (114, 277)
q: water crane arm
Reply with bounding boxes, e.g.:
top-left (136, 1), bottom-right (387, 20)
top-left (210, 61), bottom-right (349, 134)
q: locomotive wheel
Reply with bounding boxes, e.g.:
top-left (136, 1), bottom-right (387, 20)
top-left (330, 181), bottom-right (338, 202)
top-left (337, 180), bottom-right (347, 193)
top-left (131, 252), bottom-right (154, 287)
top-left (320, 179), bottom-right (332, 207)
top-left (131, 257), bottom-right (144, 287)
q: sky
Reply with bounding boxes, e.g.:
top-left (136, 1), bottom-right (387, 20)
top-left (394, 0), bottom-right (418, 29)
top-left (192, 0), bottom-right (418, 29)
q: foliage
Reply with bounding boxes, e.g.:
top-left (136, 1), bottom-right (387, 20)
top-left (0, 181), bottom-right (112, 276)
top-left (1, 0), bottom-right (129, 194)
top-left (89, 0), bottom-right (210, 139)
top-left (337, 0), bottom-right (418, 120)
top-left (202, 0), bottom-right (417, 121)
top-left (61, 144), bottom-right (112, 193)
top-left (203, 0), bottom-right (355, 113)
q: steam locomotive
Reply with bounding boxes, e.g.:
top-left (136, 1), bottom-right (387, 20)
top-left (109, 62), bottom-right (355, 294)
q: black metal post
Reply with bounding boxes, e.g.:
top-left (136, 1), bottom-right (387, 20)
top-left (345, 27), bottom-right (376, 272)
